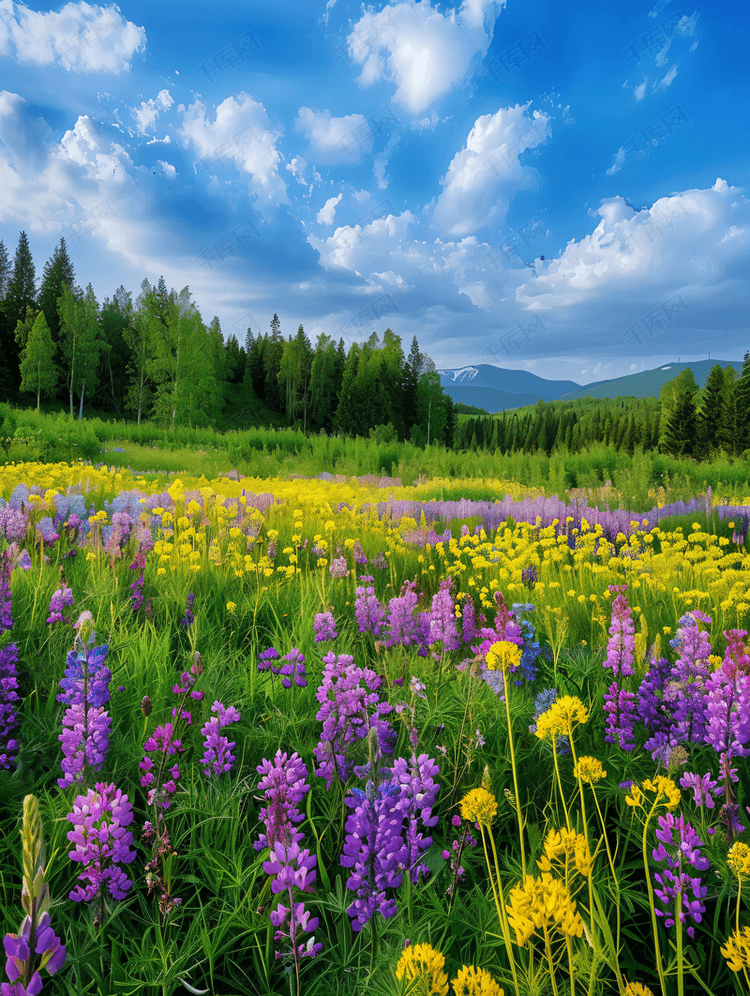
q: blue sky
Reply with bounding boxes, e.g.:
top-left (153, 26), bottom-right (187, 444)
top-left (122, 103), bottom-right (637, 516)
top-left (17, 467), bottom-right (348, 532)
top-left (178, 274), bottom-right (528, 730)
top-left (1, 0), bottom-right (748, 384)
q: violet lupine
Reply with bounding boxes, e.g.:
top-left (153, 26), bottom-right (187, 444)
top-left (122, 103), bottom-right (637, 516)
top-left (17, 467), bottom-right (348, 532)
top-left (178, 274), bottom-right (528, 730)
top-left (637, 654), bottom-right (673, 735)
top-left (57, 636), bottom-right (112, 789)
top-left (680, 771), bottom-right (722, 810)
top-left (180, 592), bottom-right (195, 628)
top-left (139, 723), bottom-right (183, 809)
top-left (313, 652), bottom-right (395, 789)
top-left (256, 752), bottom-right (322, 964)
top-left (3, 796), bottom-right (66, 996)
top-left (171, 654), bottom-right (204, 724)
top-left (664, 613), bottom-right (712, 747)
top-left (703, 629), bottom-right (750, 758)
top-left (385, 580), bottom-right (419, 648)
top-left (340, 778), bottom-right (408, 931)
top-left (66, 783), bottom-right (137, 910)
top-left (0, 552), bottom-right (20, 770)
top-left (255, 750), bottom-right (311, 851)
top-left (461, 595), bottom-right (478, 645)
top-left (329, 555), bottom-right (349, 579)
top-left (352, 539), bottom-right (367, 565)
top-left (129, 551), bottom-right (145, 613)
top-left (199, 701), bottom-right (241, 777)
top-left (603, 683), bottom-right (638, 752)
top-left (427, 578), bottom-right (460, 652)
top-left (0, 505), bottom-right (29, 544)
top-left (46, 585), bottom-right (74, 626)
top-left (258, 647), bottom-right (307, 688)
top-left (354, 577), bottom-right (386, 636)
top-left (314, 611), bottom-right (337, 643)
top-left (388, 751), bottom-right (441, 884)
top-left (651, 811), bottom-right (709, 938)
top-left (601, 585), bottom-right (638, 751)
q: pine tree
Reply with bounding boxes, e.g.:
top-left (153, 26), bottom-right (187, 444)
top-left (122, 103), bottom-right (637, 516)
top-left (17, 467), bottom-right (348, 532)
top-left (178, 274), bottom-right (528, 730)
top-left (661, 390), bottom-right (698, 457)
top-left (39, 237), bottom-right (76, 344)
top-left (733, 352), bottom-right (750, 456)
top-left (264, 314), bottom-right (284, 412)
top-left (0, 232), bottom-right (37, 397)
top-left (0, 240), bottom-right (10, 299)
top-left (19, 312), bottom-right (58, 409)
top-left (698, 363), bottom-right (727, 456)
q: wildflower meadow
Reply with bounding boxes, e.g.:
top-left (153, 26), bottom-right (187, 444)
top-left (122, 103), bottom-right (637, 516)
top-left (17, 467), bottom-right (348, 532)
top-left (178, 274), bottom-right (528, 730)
top-left (1, 459), bottom-right (749, 996)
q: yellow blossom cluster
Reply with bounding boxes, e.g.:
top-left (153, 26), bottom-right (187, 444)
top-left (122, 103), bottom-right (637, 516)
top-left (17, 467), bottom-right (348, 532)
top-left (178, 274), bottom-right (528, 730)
top-left (395, 944), bottom-right (504, 996)
top-left (459, 787), bottom-right (498, 828)
top-left (721, 926), bottom-right (750, 973)
top-left (506, 872), bottom-right (585, 947)
top-left (625, 776), bottom-right (681, 811)
top-left (534, 696), bottom-right (589, 741)
top-left (573, 756), bottom-right (607, 784)
top-left (537, 827), bottom-right (593, 878)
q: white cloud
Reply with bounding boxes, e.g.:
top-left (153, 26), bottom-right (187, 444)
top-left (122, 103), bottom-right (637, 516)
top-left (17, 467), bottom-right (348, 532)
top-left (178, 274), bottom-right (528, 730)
top-left (180, 94), bottom-right (289, 206)
top-left (634, 80), bottom-right (648, 101)
top-left (294, 107), bottom-right (373, 164)
top-left (155, 160), bottom-right (176, 179)
top-left (317, 193), bottom-right (342, 225)
top-left (346, 0), bottom-right (505, 115)
top-left (56, 113), bottom-right (133, 181)
top-left (432, 103), bottom-right (551, 237)
top-left (606, 147), bottom-right (626, 176)
top-left (133, 89), bottom-right (173, 135)
top-left (657, 65), bottom-right (678, 88)
top-left (0, 1), bottom-right (146, 72)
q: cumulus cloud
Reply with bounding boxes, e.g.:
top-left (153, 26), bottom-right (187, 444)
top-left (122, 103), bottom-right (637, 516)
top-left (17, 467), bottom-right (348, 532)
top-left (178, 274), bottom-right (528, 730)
top-left (317, 193), bottom-right (342, 225)
top-left (0, 1), bottom-right (146, 72)
top-left (294, 107), bottom-right (374, 164)
top-left (180, 94), bottom-right (289, 206)
top-left (346, 0), bottom-right (505, 115)
top-left (432, 103), bottom-right (551, 237)
top-left (133, 89), bottom-right (173, 134)
top-left (56, 113), bottom-right (133, 181)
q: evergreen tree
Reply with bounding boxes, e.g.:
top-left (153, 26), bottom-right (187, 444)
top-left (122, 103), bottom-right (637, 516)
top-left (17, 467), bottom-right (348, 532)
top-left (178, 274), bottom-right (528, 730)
top-left (19, 312), bottom-right (58, 409)
top-left (39, 237), bottom-right (76, 344)
top-left (245, 333), bottom-right (267, 401)
top-left (402, 336), bottom-right (421, 434)
top-left (334, 343), bottom-right (363, 435)
top-left (264, 314), bottom-right (284, 412)
top-left (124, 279), bottom-right (155, 424)
top-left (58, 283), bottom-right (101, 417)
top-left (0, 232), bottom-right (37, 398)
top-left (661, 390), bottom-right (698, 457)
top-left (224, 333), bottom-right (245, 385)
top-left (309, 332), bottom-right (338, 432)
top-left (698, 363), bottom-right (727, 456)
top-left (0, 240), bottom-right (10, 299)
top-left (444, 394), bottom-right (458, 449)
top-left (97, 286), bottom-right (133, 417)
top-left (733, 352), bottom-right (750, 456)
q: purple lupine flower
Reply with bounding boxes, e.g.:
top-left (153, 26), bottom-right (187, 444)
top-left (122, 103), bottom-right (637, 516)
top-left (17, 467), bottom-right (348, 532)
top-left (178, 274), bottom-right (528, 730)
top-left (57, 639), bottom-right (112, 789)
top-left (46, 585), bottom-right (74, 626)
top-left (314, 611), bottom-right (337, 644)
top-left (0, 505), bottom-right (29, 544)
top-left (704, 631), bottom-right (750, 757)
top-left (139, 723), bottom-right (183, 809)
top-left (329, 555), bottom-right (349, 579)
top-left (388, 752), bottom-right (440, 884)
top-left (603, 681), bottom-right (638, 751)
top-left (129, 551), bottom-right (146, 614)
top-left (522, 563), bottom-right (538, 590)
top-left (171, 653), bottom-right (204, 724)
top-left (340, 779), bottom-right (407, 931)
top-left (461, 595), bottom-right (478, 645)
top-left (200, 701), bottom-right (241, 777)
top-left (278, 649), bottom-right (307, 688)
top-left (255, 751), bottom-right (311, 851)
top-left (36, 517), bottom-right (59, 545)
top-left (603, 585), bottom-right (635, 677)
top-left (0, 553), bottom-right (20, 770)
top-left (354, 579), bottom-right (386, 635)
top-left (66, 783), bottom-right (137, 905)
top-left (651, 811), bottom-right (709, 938)
top-left (3, 796), bottom-right (66, 994)
top-left (664, 615), bottom-right (712, 747)
top-left (258, 647), bottom-right (280, 670)
top-left (263, 841), bottom-right (322, 960)
top-left (427, 578), bottom-right (460, 651)
top-left (637, 654), bottom-right (673, 734)
top-left (180, 592), bottom-right (195, 628)
top-left (680, 771), bottom-right (721, 809)
top-left (313, 652), bottom-right (395, 788)
top-left (352, 540), bottom-right (367, 566)
top-left (385, 580), bottom-right (419, 647)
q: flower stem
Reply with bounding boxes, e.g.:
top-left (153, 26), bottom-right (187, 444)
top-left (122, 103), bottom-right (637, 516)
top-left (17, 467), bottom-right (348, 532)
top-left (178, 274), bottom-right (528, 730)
top-left (480, 825), bottom-right (519, 995)
top-left (502, 668), bottom-right (526, 879)
top-left (641, 802), bottom-right (668, 996)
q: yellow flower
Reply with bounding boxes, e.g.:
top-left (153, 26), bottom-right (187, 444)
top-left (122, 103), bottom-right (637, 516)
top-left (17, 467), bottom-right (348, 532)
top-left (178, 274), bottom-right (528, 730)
top-left (537, 827), bottom-right (593, 878)
top-left (534, 696), bottom-right (589, 741)
top-left (626, 776), bottom-right (681, 811)
top-left (727, 842), bottom-right (750, 879)
top-left (460, 787), bottom-right (498, 827)
top-left (395, 943), bottom-right (449, 996)
top-left (574, 756), bottom-right (607, 784)
top-left (623, 984), bottom-right (654, 996)
top-left (226, 602), bottom-right (237, 615)
top-left (721, 926), bottom-right (750, 973)
top-left (485, 641), bottom-right (522, 672)
top-left (450, 965), bottom-right (504, 996)
top-left (507, 872), bottom-right (584, 947)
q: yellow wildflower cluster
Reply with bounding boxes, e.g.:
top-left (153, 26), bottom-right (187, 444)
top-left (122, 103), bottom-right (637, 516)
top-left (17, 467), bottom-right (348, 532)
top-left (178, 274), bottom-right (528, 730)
top-left (395, 943), bottom-right (449, 995)
top-left (573, 756), bottom-right (606, 784)
top-left (625, 776), bottom-right (681, 811)
top-left (537, 827), bottom-right (593, 878)
top-left (721, 926), bottom-right (750, 973)
top-left (460, 787), bottom-right (498, 828)
top-left (451, 965), bottom-right (504, 996)
top-left (622, 984), bottom-right (654, 996)
top-left (727, 842), bottom-right (750, 879)
top-left (485, 641), bottom-right (522, 672)
top-left (534, 696), bottom-right (589, 741)
top-left (506, 872), bottom-right (585, 947)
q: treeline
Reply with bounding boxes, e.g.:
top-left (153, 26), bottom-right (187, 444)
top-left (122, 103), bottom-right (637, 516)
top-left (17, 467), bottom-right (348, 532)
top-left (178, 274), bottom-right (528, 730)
top-left (456, 362), bottom-right (750, 460)
top-left (0, 232), bottom-right (456, 445)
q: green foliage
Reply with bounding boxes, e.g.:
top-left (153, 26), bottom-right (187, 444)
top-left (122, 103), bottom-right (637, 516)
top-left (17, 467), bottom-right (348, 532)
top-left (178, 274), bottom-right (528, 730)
top-left (19, 312), bottom-right (59, 409)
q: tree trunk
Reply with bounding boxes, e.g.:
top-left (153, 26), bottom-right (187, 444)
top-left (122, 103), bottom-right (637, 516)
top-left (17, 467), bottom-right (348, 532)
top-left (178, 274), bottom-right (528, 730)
top-left (78, 381), bottom-right (85, 420)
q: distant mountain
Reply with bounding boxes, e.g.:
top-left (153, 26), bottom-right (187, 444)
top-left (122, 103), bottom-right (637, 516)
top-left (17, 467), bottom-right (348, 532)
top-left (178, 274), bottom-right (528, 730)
top-left (439, 359), bottom-right (743, 412)
top-left (438, 364), bottom-right (579, 410)
top-left (556, 359), bottom-right (743, 401)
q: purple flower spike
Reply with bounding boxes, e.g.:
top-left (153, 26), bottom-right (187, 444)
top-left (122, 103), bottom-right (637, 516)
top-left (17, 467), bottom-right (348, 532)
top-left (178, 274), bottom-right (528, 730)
top-left (66, 783), bottom-right (137, 904)
top-left (200, 701), bottom-right (241, 777)
top-left (313, 611), bottom-right (338, 644)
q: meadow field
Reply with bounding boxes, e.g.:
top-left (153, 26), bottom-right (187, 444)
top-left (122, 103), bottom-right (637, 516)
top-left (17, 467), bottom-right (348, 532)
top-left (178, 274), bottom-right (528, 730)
top-left (1, 456), bottom-right (749, 996)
